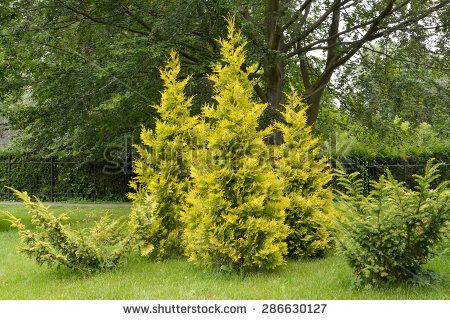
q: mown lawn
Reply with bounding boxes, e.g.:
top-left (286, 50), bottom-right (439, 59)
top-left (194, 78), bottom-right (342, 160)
top-left (0, 204), bottom-right (448, 300)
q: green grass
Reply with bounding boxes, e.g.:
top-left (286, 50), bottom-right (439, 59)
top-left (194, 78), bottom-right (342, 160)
top-left (0, 204), bottom-right (449, 300)
top-left (0, 204), bottom-right (130, 232)
top-left (0, 198), bottom-right (131, 205)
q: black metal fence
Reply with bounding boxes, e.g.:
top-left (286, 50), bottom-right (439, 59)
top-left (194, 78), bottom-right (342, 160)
top-left (0, 156), bottom-right (448, 202)
top-left (333, 161), bottom-right (449, 194)
top-left (0, 156), bottom-right (133, 202)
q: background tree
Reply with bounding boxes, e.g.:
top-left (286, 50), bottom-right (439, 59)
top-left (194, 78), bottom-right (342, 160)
top-left (335, 37), bottom-right (449, 131)
top-left (316, 37), bottom-right (449, 161)
top-left (0, 0), bottom-right (448, 155)
top-left (0, 0), bottom-right (218, 158)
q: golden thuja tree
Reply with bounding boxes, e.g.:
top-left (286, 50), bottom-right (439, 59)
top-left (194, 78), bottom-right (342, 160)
top-left (276, 92), bottom-right (335, 258)
top-left (181, 19), bottom-right (289, 271)
top-left (128, 51), bottom-right (197, 259)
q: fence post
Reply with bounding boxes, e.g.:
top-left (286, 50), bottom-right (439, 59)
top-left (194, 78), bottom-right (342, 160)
top-left (50, 157), bottom-right (54, 202)
top-left (7, 156), bottom-right (11, 201)
top-left (403, 159), bottom-right (407, 184)
top-left (93, 161), bottom-right (97, 202)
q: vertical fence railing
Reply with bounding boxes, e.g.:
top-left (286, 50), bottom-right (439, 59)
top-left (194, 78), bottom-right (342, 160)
top-left (93, 161), bottom-right (97, 202)
top-left (50, 157), bottom-right (54, 202)
top-left (403, 160), bottom-right (407, 183)
top-left (7, 156), bottom-right (11, 201)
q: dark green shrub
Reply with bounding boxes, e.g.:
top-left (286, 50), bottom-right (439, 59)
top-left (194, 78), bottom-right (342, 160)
top-left (334, 160), bottom-right (449, 284)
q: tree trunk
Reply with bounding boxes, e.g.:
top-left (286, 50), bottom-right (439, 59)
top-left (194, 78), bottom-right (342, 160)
top-left (304, 3), bottom-right (340, 127)
top-left (305, 87), bottom-right (325, 127)
top-left (264, 58), bottom-right (286, 145)
top-left (261, 0), bottom-right (286, 145)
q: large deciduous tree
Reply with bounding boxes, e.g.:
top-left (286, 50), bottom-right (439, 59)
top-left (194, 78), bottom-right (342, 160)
top-left (336, 39), bottom-right (449, 131)
top-left (233, 0), bottom-right (448, 142)
top-left (0, 0), bottom-right (447, 153)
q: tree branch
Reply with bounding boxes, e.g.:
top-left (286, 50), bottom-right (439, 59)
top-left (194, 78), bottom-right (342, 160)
top-left (363, 46), bottom-right (450, 72)
top-left (286, 0), bottom-right (411, 58)
top-left (118, 2), bottom-right (153, 34)
top-left (284, 0), bottom-right (353, 51)
top-left (372, 1), bottom-right (450, 38)
top-left (304, 0), bottom-right (396, 100)
top-left (281, 0), bottom-right (314, 32)
top-left (56, 0), bottom-right (150, 36)
top-left (299, 55), bottom-right (311, 90)
top-left (325, 1), bottom-right (341, 67)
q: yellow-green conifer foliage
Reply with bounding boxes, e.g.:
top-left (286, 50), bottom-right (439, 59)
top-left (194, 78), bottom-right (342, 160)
top-left (128, 51), bottom-right (197, 259)
top-left (5, 188), bottom-right (133, 274)
top-left (181, 19), bottom-right (289, 271)
top-left (276, 92), bottom-right (334, 257)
